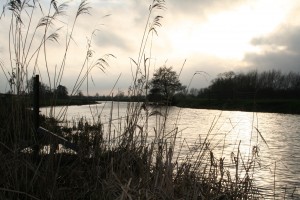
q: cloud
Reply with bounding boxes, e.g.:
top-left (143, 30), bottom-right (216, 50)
top-left (251, 25), bottom-right (300, 53)
top-left (244, 24), bottom-right (300, 72)
top-left (167, 0), bottom-right (248, 18)
top-left (94, 30), bottom-right (131, 51)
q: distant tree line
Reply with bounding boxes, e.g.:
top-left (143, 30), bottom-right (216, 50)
top-left (25, 69), bottom-right (299, 105)
top-left (196, 70), bottom-right (300, 99)
top-left (94, 93), bottom-right (146, 102)
top-left (27, 77), bottom-right (68, 99)
top-left (97, 70), bottom-right (300, 104)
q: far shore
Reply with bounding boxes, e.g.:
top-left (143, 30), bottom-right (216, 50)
top-left (45, 97), bottom-right (300, 115)
top-left (174, 98), bottom-right (300, 115)
top-left (1, 93), bottom-right (299, 115)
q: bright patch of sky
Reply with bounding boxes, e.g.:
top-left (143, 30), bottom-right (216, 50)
top-left (167, 0), bottom-right (294, 59)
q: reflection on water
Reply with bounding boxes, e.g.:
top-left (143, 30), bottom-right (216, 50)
top-left (41, 102), bottom-right (300, 198)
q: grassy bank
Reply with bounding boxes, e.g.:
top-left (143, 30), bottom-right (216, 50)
top-left (0, 94), bottom-right (98, 107)
top-left (174, 97), bottom-right (300, 114)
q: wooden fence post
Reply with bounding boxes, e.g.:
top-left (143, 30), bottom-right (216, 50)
top-left (33, 75), bottom-right (40, 157)
top-left (33, 75), bottom-right (39, 131)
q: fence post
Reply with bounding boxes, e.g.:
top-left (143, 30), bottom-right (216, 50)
top-left (33, 75), bottom-right (40, 157)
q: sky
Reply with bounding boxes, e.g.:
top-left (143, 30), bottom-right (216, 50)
top-left (1, 0), bottom-right (300, 95)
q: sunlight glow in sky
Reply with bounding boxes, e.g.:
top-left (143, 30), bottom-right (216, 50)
top-left (168, 0), bottom-right (291, 60)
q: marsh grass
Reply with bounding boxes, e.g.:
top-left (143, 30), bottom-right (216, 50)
top-left (0, 105), bottom-right (263, 199)
top-left (0, 0), bottom-right (292, 199)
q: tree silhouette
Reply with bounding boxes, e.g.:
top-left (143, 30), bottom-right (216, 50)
top-left (148, 66), bottom-right (183, 103)
top-left (55, 85), bottom-right (68, 98)
top-left (199, 70), bottom-right (300, 99)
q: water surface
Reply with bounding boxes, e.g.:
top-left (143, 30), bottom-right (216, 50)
top-left (41, 101), bottom-right (300, 198)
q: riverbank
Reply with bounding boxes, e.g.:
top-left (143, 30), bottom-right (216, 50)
top-left (39, 97), bottom-right (98, 107)
top-left (0, 93), bottom-right (98, 107)
top-left (92, 96), bottom-right (300, 115)
top-left (43, 98), bottom-right (300, 115)
top-left (3, 92), bottom-right (298, 114)
top-left (174, 98), bottom-right (300, 115)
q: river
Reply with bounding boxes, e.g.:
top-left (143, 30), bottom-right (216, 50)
top-left (41, 101), bottom-right (300, 198)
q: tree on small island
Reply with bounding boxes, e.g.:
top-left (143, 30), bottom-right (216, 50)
top-left (77, 90), bottom-right (84, 97)
top-left (148, 66), bottom-right (184, 104)
top-left (55, 85), bottom-right (68, 99)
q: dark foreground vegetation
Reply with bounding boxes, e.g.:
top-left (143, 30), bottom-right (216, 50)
top-left (1, 93), bottom-right (264, 199)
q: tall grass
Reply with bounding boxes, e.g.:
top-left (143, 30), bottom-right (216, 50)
top-left (0, 0), bottom-right (292, 199)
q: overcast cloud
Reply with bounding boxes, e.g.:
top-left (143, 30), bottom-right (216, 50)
top-left (1, 0), bottom-right (300, 95)
top-left (245, 22), bottom-right (300, 72)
